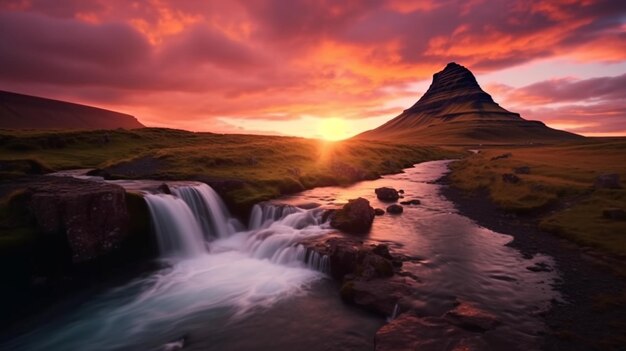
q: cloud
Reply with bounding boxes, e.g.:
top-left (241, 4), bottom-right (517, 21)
top-left (490, 73), bottom-right (626, 135)
top-left (0, 0), bottom-right (624, 136)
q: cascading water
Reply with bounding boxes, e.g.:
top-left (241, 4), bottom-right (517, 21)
top-left (171, 184), bottom-right (243, 239)
top-left (2, 183), bottom-right (333, 351)
top-left (144, 193), bottom-right (207, 259)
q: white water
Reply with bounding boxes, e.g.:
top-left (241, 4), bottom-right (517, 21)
top-left (2, 183), bottom-right (332, 351)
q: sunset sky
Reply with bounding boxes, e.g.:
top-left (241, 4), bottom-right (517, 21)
top-left (0, 0), bottom-right (624, 139)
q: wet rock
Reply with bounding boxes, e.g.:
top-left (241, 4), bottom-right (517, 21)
top-left (602, 208), bottom-right (626, 220)
top-left (375, 314), bottom-right (486, 351)
top-left (27, 176), bottom-right (130, 263)
top-left (398, 189), bottom-right (405, 194)
top-left (399, 199), bottom-right (421, 205)
top-left (374, 208), bottom-right (385, 216)
top-left (443, 302), bottom-right (501, 332)
top-left (341, 276), bottom-right (418, 316)
top-left (329, 197), bottom-right (375, 234)
top-left (594, 173), bottom-right (621, 189)
top-left (502, 173), bottom-right (521, 184)
top-left (302, 238), bottom-right (397, 280)
top-left (375, 187), bottom-right (400, 202)
top-left (386, 204), bottom-right (403, 214)
top-left (157, 183), bottom-right (172, 194)
top-left (513, 166), bottom-right (531, 174)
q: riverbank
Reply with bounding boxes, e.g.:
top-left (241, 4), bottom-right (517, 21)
top-left (440, 174), bottom-right (626, 350)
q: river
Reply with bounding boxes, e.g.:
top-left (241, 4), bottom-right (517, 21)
top-left (0, 160), bottom-right (559, 350)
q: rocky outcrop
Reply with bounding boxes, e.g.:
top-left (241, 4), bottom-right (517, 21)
top-left (375, 187), bottom-right (400, 202)
top-left (329, 198), bottom-right (375, 234)
top-left (26, 176), bottom-right (131, 262)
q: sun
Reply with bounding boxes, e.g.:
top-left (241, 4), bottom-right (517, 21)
top-left (316, 118), bottom-right (349, 141)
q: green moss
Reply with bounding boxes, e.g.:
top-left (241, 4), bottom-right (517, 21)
top-left (449, 139), bottom-right (626, 259)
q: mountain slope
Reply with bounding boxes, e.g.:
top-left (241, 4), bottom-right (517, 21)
top-left (356, 62), bottom-right (581, 144)
top-left (0, 91), bottom-right (144, 130)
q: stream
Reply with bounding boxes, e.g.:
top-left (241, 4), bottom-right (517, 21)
top-left (0, 160), bottom-right (559, 350)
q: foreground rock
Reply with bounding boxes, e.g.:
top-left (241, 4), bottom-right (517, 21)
top-left (329, 197), bottom-right (375, 234)
top-left (375, 187), bottom-right (400, 202)
top-left (27, 176), bottom-right (131, 262)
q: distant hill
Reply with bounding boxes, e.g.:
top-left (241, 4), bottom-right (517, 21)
top-left (0, 91), bottom-right (144, 130)
top-left (355, 62), bottom-right (582, 144)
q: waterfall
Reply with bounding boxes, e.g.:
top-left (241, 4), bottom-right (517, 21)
top-left (171, 184), bottom-right (243, 238)
top-left (144, 193), bottom-right (207, 259)
top-left (142, 183), bottom-right (329, 273)
top-left (248, 203), bottom-right (301, 230)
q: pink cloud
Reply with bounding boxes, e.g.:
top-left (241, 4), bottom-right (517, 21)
top-left (0, 0), bottom-right (623, 135)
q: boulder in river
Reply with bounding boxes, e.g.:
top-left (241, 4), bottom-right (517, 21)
top-left (329, 197), bottom-right (375, 234)
top-left (375, 187), bottom-right (400, 202)
top-left (374, 208), bottom-right (385, 216)
top-left (594, 173), bottom-right (621, 189)
top-left (399, 199), bottom-right (420, 206)
top-left (386, 204), bottom-right (403, 214)
top-left (443, 301), bottom-right (501, 332)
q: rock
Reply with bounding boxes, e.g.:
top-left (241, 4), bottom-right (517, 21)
top-left (491, 152), bottom-right (512, 161)
top-left (374, 208), bottom-right (385, 216)
top-left (27, 176), bottom-right (130, 263)
top-left (398, 189), bottom-right (405, 194)
top-left (594, 173), bottom-right (621, 189)
top-left (157, 183), bottom-right (172, 194)
top-left (375, 187), bottom-right (400, 202)
top-left (399, 199), bottom-right (420, 205)
top-left (341, 276), bottom-right (418, 316)
top-left (502, 173), bottom-right (520, 184)
top-left (302, 238), bottom-right (397, 280)
top-left (330, 197), bottom-right (375, 234)
top-left (443, 302), bottom-right (501, 332)
top-left (602, 208), bottom-right (626, 220)
top-left (375, 314), bottom-right (486, 351)
top-left (386, 204), bottom-right (403, 214)
top-left (513, 166), bottom-right (531, 174)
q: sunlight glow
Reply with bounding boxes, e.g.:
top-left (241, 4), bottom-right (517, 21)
top-left (316, 118), bottom-right (350, 141)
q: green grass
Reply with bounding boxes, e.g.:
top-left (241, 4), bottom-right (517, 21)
top-left (0, 128), bottom-right (460, 213)
top-left (449, 138), bottom-right (626, 258)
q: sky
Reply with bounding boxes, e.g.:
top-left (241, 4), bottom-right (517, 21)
top-left (0, 0), bottom-right (625, 139)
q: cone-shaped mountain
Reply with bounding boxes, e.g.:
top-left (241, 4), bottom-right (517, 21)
top-left (356, 62), bottom-right (581, 144)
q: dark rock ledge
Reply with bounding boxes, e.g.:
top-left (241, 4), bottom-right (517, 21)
top-left (300, 235), bottom-right (502, 350)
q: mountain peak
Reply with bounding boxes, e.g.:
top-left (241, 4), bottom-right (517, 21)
top-left (355, 61), bottom-right (582, 144)
top-left (405, 62), bottom-right (489, 113)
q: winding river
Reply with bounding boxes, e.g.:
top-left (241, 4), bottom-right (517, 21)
top-left (0, 160), bottom-right (559, 350)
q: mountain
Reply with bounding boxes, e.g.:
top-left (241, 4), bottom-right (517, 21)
top-left (0, 91), bottom-right (144, 130)
top-left (355, 62), bottom-right (581, 144)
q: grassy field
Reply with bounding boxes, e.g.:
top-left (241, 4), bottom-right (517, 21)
top-left (448, 138), bottom-right (626, 258)
top-left (0, 128), bottom-right (460, 212)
